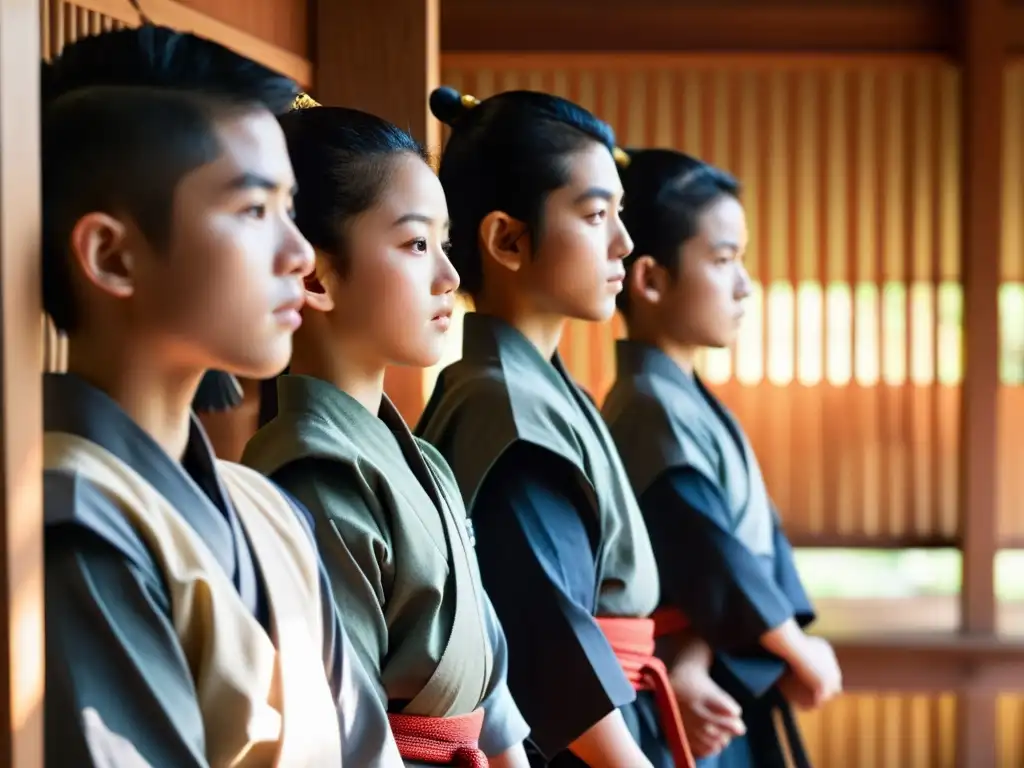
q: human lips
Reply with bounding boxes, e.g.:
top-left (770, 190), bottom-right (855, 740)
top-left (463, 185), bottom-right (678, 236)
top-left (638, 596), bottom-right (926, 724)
top-left (273, 293), bottom-right (305, 329)
top-left (431, 303), bottom-right (454, 331)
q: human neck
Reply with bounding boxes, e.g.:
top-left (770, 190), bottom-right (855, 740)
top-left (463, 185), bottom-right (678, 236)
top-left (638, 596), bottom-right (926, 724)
top-left (626, 324), bottom-right (698, 375)
top-left (66, 335), bottom-right (201, 461)
top-left (474, 292), bottom-right (566, 361)
top-left (288, 327), bottom-right (385, 417)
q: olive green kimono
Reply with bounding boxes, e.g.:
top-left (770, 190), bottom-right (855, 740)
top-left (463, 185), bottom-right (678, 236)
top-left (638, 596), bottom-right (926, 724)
top-left (242, 374), bottom-right (528, 766)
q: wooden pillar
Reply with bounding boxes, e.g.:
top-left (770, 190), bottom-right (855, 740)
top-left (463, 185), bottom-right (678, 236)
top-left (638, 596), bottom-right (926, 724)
top-left (0, 1), bottom-right (43, 766)
top-left (313, 0), bottom-right (441, 425)
top-left (957, 0), bottom-right (1003, 762)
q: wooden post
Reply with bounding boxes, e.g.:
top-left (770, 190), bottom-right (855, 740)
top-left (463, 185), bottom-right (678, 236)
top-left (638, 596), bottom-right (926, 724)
top-left (313, 0), bottom-right (441, 425)
top-left (0, 0), bottom-right (43, 766)
top-left (958, 0), bottom-right (1002, 640)
top-left (957, 0), bottom-right (1003, 762)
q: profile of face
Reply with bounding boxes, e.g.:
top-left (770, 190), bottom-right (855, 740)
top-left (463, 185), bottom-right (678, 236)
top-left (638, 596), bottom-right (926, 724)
top-left (305, 152), bottom-right (459, 369)
top-left (629, 194), bottom-right (751, 348)
top-left (660, 195), bottom-right (752, 348)
top-left (481, 141), bottom-right (633, 323)
top-left (73, 108), bottom-right (314, 378)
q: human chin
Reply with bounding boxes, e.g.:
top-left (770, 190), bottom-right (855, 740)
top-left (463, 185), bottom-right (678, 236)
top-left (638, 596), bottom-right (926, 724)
top-left (401, 330), bottom-right (446, 369)
top-left (225, 333), bottom-right (294, 379)
top-left (581, 291), bottom-right (618, 323)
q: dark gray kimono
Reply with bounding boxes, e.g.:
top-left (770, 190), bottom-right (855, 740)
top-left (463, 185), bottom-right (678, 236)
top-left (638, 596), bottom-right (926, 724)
top-left (241, 375), bottom-right (528, 765)
top-left (43, 373), bottom-right (396, 767)
top-left (603, 341), bottom-right (816, 768)
top-left (416, 313), bottom-right (663, 766)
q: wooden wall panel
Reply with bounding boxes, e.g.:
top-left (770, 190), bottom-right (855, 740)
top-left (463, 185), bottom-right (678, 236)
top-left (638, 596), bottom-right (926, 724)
top-left (174, 0), bottom-right (307, 58)
top-left (438, 54), bottom-right (963, 545)
top-left (998, 694), bottom-right (1024, 765)
top-left (795, 692), bottom-right (956, 767)
top-left (999, 62), bottom-right (1024, 546)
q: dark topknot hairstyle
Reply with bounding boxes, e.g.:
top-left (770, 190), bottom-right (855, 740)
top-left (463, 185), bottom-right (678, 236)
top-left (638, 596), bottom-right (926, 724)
top-left (42, 26), bottom-right (300, 334)
top-left (258, 104), bottom-right (428, 426)
top-left (429, 86), bottom-right (617, 297)
top-left (616, 147), bottom-right (741, 317)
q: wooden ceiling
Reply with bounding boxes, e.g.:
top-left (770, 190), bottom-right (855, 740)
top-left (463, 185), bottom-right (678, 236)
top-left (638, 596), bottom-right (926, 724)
top-left (439, 0), bottom-right (1024, 55)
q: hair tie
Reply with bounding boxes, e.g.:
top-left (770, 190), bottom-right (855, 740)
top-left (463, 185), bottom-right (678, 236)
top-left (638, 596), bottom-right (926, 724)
top-left (292, 92), bottom-right (321, 110)
top-left (613, 147), bottom-right (631, 168)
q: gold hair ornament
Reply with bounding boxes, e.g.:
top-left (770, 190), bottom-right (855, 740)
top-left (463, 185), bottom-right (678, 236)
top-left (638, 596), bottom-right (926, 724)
top-left (127, 0), bottom-right (153, 25)
top-left (613, 147), bottom-right (631, 168)
top-left (292, 92), bottom-right (321, 111)
top-left (460, 93), bottom-right (480, 109)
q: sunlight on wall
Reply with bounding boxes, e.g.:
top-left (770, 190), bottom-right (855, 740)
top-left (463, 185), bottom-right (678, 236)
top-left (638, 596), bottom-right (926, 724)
top-left (697, 279), bottom-right (966, 387)
top-left (424, 278), bottom-right (979, 401)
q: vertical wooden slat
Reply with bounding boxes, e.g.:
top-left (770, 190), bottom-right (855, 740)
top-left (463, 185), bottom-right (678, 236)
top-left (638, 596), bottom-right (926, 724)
top-left (0, 0), bottom-right (42, 766)
top-left (958, 0), bottom-right (1002, 632)
top-left (957, 0), bottom-right (1004, 761)
top-left (792, 692), bottom-right (956, 767)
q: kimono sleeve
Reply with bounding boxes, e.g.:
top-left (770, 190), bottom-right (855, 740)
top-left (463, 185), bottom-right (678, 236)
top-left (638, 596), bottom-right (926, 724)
top-left (641, 468), bottom-right (796, 697)
top-left (44, 470), bottom-right (210, 768)
top-left (270, 459), bottom-right (390, 707)
top-left (640, 467), bottom-right (795, 648)
top-left (470, 442), bottom-right (635, 759)
top-left (278, 485), bottom-right (402, 768)
top-left (476, 589), bottom-right (531, 756)
top-left (770, 509), bottom-right (816, 627)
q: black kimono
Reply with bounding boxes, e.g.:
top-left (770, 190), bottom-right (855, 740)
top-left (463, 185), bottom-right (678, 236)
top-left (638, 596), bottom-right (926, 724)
top-left (603, 341), bottom-right (816, 768)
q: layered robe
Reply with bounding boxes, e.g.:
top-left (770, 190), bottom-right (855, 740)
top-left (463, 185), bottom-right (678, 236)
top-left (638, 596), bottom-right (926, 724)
top-left (603, 341), bottom-right (816, 768)
top-left (416, 313), bottom-right (676, 767)
top-left (44, 373), bottom-right (402, 768)
top-left (242, 374), bottom-right (529, 767)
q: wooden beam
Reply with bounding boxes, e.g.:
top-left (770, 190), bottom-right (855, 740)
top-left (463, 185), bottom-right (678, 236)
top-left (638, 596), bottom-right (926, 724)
top-left (957, 0), bottom-right (1004, 763)
top-left (834, 634), bottom-right (1024, 692)
top-left (443, 51), bottom-right (954, 73)
top-left (314, 0), bottom-right (440, 424)
top-left (441, 1), bottom-right (952, 54)
top-left (72, 0), bottom-right (312, 86)
top-left (0, 1), bottom-right (43, 766)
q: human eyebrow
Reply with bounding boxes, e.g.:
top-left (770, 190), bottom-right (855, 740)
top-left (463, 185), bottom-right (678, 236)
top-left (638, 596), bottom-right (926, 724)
top-left (393, 213), bottom-right (433, 226)
top-left (225, 171), bottom-right (298, 198)
top-left (572, 186), bottom-right (617, 205)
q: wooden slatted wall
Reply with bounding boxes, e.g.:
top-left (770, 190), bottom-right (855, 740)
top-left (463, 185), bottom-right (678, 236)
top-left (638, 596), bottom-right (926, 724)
top-left (798, 693), bottom-right (957, 767)
top-left (439, 54), bottom-right (964, 547)
top-left (998, 61), bottom-right (1024, 546)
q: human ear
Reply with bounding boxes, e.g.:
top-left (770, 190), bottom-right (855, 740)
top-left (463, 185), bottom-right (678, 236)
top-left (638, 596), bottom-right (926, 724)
top-left (68, 212), bottom-right (134, 299)
top-left (478, 211), bottom-right (530, 274)
top-left (302, 252), bottom-right (336, 313)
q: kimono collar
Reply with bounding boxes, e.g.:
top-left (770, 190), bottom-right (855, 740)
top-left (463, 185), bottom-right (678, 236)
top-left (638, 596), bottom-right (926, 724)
top-left (615, 340), bottom-right (699, 394)
top-left (274, 373), bottom-right (408, 449)
top-left (461, 312), bottom-right (578, 395)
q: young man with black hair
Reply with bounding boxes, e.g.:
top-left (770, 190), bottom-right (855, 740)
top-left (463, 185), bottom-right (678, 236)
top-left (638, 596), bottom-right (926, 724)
top-left (42, 27), bottom-right (401, 767)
